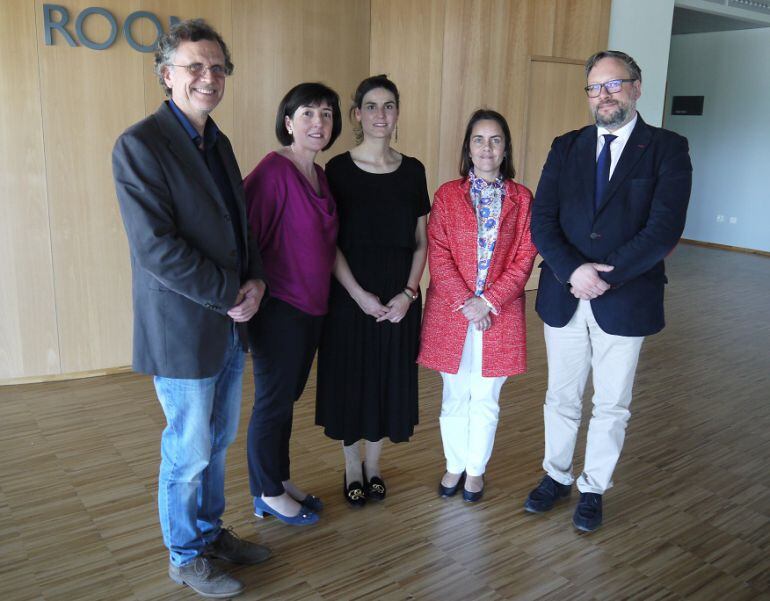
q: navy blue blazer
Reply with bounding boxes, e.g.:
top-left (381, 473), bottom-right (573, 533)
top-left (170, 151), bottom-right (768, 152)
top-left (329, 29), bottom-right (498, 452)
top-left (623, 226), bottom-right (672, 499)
top-left (531, 115), bottom-right (692, 337)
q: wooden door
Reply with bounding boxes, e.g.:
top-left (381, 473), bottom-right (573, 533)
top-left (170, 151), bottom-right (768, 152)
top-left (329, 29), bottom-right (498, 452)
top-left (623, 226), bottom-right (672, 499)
top-left (522, 57), bottom-right (591, 290)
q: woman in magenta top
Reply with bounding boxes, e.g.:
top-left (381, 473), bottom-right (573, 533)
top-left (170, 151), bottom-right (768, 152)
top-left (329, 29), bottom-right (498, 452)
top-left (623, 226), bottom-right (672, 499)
top-left (243, 82), bottom-right (341, 525)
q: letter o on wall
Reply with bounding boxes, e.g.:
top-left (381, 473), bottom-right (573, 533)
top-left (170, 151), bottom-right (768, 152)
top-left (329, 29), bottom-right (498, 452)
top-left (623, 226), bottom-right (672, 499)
top-left (124, 12), bottom-right (164, 53)
top-left (75, 7), bottom-right (118, 50)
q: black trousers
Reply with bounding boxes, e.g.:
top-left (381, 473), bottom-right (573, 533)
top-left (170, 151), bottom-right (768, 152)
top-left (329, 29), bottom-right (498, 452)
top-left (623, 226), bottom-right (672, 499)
top-left (246, 297), bottom-right (323, 497)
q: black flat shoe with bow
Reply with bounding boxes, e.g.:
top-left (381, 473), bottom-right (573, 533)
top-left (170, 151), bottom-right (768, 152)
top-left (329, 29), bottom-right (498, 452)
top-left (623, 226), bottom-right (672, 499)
top-left (364, 474), bottom-right (386, 501)
top-left (344, 474), bottom-right (367, 507)
top-left (298, 494), bottom-right (323, 513)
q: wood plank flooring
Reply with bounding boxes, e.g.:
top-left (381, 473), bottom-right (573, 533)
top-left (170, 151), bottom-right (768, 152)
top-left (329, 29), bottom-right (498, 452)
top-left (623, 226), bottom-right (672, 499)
top-left (1, 243), bottom-right (768, 600)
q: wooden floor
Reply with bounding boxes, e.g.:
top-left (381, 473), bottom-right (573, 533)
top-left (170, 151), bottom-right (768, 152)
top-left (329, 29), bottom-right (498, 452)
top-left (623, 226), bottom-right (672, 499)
top-left (1, 243), bottom-right (769, 601)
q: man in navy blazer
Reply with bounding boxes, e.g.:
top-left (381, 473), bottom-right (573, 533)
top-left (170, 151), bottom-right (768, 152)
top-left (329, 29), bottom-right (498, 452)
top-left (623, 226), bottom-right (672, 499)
top-left (524, 51), bottom-right (692, 532)
top-left (113, 19), bottom-right (269, 598)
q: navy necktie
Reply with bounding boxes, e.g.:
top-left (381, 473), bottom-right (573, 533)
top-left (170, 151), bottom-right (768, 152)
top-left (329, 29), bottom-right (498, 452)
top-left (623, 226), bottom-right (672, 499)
top-left (595, 134), bottom-right (617, 211)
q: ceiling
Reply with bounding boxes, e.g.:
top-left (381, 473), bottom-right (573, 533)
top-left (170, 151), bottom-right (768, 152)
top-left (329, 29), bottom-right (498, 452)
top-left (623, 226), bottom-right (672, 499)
top-left (672, 6), bottom-right (770, 34)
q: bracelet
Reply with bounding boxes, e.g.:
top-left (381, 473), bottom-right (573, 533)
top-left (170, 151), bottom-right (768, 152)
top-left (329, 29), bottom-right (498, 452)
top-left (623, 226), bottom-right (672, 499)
top-left (402, 287), bottom-right (418, 302)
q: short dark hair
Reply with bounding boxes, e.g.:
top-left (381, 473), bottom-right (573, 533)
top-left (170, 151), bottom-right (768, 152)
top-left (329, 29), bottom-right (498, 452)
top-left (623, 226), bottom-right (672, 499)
top-left (584, 50), bottom-right (642, 82)
top-left (459, 109), bottom-right (516, 180)
top-left (154, 19), bottom-right (234, 97)
top-left (349, 74), bottom-right (400, 144)
top-left (275, 82), bottom-right (342, 151)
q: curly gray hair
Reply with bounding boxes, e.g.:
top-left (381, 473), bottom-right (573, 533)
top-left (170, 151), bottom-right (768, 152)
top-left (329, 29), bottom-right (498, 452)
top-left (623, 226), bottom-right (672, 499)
top-left (154, 19), bottom-right (234, 97)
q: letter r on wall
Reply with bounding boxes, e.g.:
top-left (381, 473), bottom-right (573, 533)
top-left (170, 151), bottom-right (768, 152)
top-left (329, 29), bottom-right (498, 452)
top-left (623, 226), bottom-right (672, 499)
top-left (43, 4), bottom-right (77, 47)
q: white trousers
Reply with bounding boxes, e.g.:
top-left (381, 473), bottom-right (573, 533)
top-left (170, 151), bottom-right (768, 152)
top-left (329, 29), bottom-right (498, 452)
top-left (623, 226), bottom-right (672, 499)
top-left (440, 324), bottom-right (507, 477)
top-left (543, 299), bottom-right (644, 494)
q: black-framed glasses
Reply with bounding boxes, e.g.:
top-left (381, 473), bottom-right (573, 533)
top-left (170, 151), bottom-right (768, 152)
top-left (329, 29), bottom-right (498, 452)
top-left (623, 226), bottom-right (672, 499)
top-left (584, 78), bottom-right (637, 98)
top-left (170, 63), bottom-right (228, 78)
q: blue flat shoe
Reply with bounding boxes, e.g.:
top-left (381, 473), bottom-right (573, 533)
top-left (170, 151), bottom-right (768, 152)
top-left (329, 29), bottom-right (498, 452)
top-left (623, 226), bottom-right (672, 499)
top-left (253, 497), bottom-right (319, 526)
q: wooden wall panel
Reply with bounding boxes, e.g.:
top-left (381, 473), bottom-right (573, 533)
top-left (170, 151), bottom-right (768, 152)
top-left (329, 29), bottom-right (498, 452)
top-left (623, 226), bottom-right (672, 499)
top-left (370, 0), bottom-right (445, 294)
top-left (0, 0), bottom-right (59, 379)
top-left (523, 1), bottom-right (609, 292)
top-left (521, 58), bottom-right (592, 292)
top-left (551, 0), bottom-right (612, 59)
top-left (368, 0), bottom-right (610, 295)
top-left (2, 0), bottom-right (610, 381)
top-left (370, 0), bottom-right (445, 195)
top-left (437, 0), bottom-right (533, 188)
top-left (434, 0), bottom-right (609, 192)
top-left (35, 0), bottom-right (144, 373)
top-left (522, 58), bottom-right (591, 190)
top-left (528, 0), bottom-right (559, 57)
top-left (231, 0), bottom-right (370, 176)
top-left (527, 0), bottom-right (611, 58)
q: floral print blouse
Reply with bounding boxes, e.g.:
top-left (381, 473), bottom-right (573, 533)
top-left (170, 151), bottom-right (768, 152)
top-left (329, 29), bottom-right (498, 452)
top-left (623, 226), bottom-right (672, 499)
top-left (469, 168), bottom-right (504, 296)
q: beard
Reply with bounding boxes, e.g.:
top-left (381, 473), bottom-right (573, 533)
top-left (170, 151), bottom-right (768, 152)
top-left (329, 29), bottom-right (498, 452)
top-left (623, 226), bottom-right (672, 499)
top-left (593, 99), bottom-right (632, 129)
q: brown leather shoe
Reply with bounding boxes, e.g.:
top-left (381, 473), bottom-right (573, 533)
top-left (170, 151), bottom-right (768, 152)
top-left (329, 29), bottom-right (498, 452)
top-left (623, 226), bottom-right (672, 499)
top-left (206, 527), bottom-right (271, 565)
top-left (169, 556), bottom-right (244, 598)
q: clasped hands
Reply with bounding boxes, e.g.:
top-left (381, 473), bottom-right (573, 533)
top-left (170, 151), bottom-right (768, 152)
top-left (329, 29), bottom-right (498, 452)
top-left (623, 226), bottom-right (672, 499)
top-left (568, 263), bottom-right (614, 300)
top-left (354, 290), bottom-right (411, 323)
top-left (461, 296), bottom-right (492, 332)
top-left (227, 279), bottom-right (266, 322)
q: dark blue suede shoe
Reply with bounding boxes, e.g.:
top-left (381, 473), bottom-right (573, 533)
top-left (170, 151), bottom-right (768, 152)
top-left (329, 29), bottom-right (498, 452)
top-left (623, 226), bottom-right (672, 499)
top-left (524, 475), bottom-right (572, 513)
top-left (253, 497), bottom-right (319, 526)
top-left (572, 492), bottom-right (603, 532)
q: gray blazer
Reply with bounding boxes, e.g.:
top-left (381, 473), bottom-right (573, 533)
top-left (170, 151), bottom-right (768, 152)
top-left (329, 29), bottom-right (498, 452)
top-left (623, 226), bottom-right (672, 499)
top-left (112, 102), bottom-right (263, 378)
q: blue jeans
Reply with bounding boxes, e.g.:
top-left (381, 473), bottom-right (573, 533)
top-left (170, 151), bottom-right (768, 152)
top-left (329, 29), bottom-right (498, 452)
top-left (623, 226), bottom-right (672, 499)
top-left (154, 328), bottom-right (244, 566)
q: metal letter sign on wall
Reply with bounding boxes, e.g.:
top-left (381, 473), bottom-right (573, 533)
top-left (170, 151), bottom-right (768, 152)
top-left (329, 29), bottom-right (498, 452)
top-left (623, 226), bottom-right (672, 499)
top-left (43, 4), bottom-right (180, 52)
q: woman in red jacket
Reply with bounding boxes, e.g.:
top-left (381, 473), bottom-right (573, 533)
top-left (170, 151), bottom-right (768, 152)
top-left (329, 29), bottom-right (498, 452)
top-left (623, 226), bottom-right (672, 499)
top-left (418, 109), bottom-right (537, 502)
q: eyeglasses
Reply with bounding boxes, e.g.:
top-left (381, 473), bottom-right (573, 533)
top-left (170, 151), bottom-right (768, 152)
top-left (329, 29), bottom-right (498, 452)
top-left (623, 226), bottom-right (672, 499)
top-left (584, 78), bottom-right (637, 98)
top-left (169, 63), bottom-right (228, 78)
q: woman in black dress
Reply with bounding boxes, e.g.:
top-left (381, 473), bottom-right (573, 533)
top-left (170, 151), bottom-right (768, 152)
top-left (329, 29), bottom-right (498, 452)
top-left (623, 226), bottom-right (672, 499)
top-left (316, 75), bottom-right (430, 506)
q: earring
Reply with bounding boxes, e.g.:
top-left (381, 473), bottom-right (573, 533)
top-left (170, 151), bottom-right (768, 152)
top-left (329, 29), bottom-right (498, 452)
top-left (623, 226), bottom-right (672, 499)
top-left (394, 125), bottom-right (399, 143)
top-left (287, 128), bottom-right (293, 135)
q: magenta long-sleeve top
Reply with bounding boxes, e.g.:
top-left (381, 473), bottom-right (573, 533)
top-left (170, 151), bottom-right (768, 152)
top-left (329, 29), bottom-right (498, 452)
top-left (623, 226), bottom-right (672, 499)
top-left (244, 151), bottom-right (338, 316)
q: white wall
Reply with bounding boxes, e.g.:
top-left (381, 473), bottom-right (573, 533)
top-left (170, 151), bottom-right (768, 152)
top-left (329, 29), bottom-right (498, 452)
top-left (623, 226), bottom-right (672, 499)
top-left (608, 0), bottom-right (675, 126)
top-left (666, 28), bottom-right (770, 252)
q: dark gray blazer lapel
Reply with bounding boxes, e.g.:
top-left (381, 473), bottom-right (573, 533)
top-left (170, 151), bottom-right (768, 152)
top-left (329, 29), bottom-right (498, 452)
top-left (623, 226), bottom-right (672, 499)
top-left (217, 140), bottom-right (249, 244)
top-left (154, 104), bottom-right (227, 212)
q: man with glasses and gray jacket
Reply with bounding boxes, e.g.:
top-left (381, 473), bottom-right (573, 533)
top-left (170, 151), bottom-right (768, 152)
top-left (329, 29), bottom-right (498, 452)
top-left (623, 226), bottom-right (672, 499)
top-left (113, 19), bottom-right (268, 598)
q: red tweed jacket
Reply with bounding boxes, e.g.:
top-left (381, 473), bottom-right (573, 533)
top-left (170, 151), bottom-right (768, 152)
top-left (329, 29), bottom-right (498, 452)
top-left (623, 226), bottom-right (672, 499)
top-left (418, 177), bottom-right (537, 377)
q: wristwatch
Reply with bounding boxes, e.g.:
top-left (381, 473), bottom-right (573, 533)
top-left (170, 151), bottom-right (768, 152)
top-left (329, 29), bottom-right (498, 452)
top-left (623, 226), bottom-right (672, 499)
top-left (402, 287), bottom-right (419, 302)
